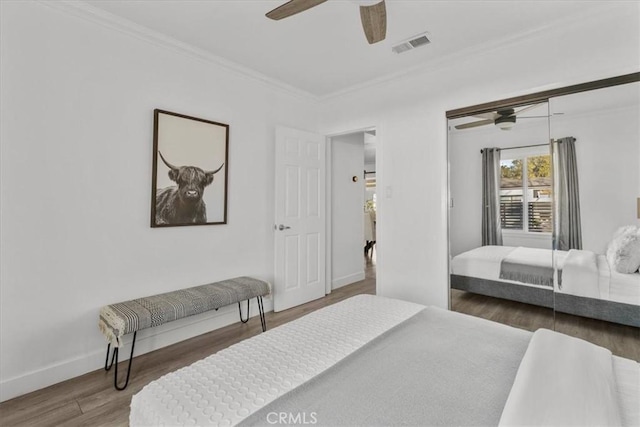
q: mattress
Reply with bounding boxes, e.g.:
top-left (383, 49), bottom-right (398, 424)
top-left (130, 295), bottom-right (639, 426)
top-left (452, 246), bottom-right (639, 305)
top-left (451, 245), bottom-right (561, 289)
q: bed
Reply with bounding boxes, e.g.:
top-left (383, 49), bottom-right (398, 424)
top-left (129, 295), bottom-right (639, 426)
top-left (451, 245), bottom-right (640, 327)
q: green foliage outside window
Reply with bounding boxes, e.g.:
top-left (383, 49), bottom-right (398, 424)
top-left (527, 155), bottom-right (551, 179)
top-left (501, 159), bottom-right (523, 179)
top-left (501, 156), bottom-right (551, 180)
top-left (499, 154), bottom-right (552, 233)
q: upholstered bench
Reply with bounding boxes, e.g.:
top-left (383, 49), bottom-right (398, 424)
top-left (98, 276), bottom-right (270, 390)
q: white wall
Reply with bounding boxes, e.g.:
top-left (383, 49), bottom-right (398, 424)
top-left (364, 163), bottom-right (377, 206)
top-left (365, 162), bottom-right (376, 204)
top-left (331, 133), bottom-right (365, 288)
top-left (550, 103), bottom-right (640, 253)
top-left (1, 0), bottom-right (638, 402)
top-left (0, 1), bottom-right (319, 401)
top-left (319, 3), bottom-right (639, 308)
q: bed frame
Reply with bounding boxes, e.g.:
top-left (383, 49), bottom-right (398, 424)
top-left (451, 274), bottom-right (639, 328)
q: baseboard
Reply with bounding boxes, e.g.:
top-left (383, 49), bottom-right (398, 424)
top-left (332, 271), bottom-right (365, 290)
top-left (0, 298), bottom-right (273, 402)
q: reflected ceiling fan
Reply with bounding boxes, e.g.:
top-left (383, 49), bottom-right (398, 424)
top-left (266, 0), bottom-right (387, 44)
top-left (455, 104), bottom-right (546, 131)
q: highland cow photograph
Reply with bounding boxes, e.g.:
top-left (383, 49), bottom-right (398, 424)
top-left (151, 109), bottom-right (228, 227)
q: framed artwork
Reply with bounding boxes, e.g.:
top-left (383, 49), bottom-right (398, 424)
top-left (151, 109), bottom-right (229, 227)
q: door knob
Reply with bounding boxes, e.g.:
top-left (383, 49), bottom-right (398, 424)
top-left (278, 224), bottom-right (291, 231)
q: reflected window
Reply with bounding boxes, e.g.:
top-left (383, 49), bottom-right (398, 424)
top-left (500, 155), bottom-right (552, 232)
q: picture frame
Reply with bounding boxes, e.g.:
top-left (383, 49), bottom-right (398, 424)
top-left (151, 109), bottom-right (229, 227)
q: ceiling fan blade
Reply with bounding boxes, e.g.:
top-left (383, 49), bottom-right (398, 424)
top-left (512, 103), bottom-right (544, 116)
top-left (266, 0), bottom-right (328, 20)
top-left (360, 0), bottom-right (387, 44)
top-left (454, 119), bottom-right (494, 130)
top-left (473, 112), bottom-right (500, 120)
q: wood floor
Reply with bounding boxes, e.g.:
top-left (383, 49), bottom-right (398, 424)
top-left (2, 259), bottom-right (638, 426)
top-left (0, 262), bottom-right (376, 427)
top-left (451, 289), bottom-right (640, 361)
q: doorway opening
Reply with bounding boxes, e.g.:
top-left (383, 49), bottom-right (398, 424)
top-left (327, 128), bottom-right (377, 296)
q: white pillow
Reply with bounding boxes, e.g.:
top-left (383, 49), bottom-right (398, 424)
top-left (613, 225), bottom-right (637, 238)
top-left (606, 226), bottom-right (640, 274)
top-left (499, 329), bottom-right (622, 427)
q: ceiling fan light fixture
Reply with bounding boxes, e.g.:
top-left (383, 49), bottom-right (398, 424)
top-left (495, 115), bottom-right (516, 130)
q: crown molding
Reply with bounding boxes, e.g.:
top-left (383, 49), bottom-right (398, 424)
top-left (36, 1), bottom-right (630, 104)
top-left (38, 0), bottom-right (320, 103)
top-left (319, 2), bottom-right (627, 101)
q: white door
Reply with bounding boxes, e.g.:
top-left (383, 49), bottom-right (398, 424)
top-left (274, 126), bottom-right (326, 311)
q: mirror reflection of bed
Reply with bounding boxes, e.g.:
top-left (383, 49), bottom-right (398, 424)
top-left (449, 101), bottom-right (556, 330)
top-left (549, 82), bottom-right (640, 343)
top-left (448, 80), bottom-right (639, 358)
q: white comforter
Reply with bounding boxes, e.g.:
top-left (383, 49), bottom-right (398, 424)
top-left (559, 250), bottom-right (640, 305)
top-left (597, 255), bottom-right (640, 304)
top-left (500, 328), bottom-right (638, 426)
top-left (451, 246), bottom-right (543, 287)
top-left (452, 246), bottom-right (640, 304)
top-left (559, 249), bottom-right (600, 298)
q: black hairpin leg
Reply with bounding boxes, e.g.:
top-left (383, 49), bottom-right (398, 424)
top-left (104, 331), bottom-right (137, 390)
top-left (257, 296), bottom-right (267, 332)
top-left (105, 342), bottom-right (116, 371)
top-left (238, 299), bottom-right (250, 323)
top-left (238, 297), bottom-right (266, 331)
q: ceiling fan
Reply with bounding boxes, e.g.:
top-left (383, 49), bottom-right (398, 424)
top-left (455, 104), bottom-right (546, 131)
top-left (265, 0), bottom-right (387, 44)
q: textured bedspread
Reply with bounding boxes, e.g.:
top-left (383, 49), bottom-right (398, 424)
top-left (130, 294), bottom-right (639, 426)
top-left (129, 295), bottom-right (424, 426)
top-left (240, 307), bottom-right (531, 426)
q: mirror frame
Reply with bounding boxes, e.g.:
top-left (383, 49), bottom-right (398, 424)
top-left (447, 72), bottom-right (639, 119)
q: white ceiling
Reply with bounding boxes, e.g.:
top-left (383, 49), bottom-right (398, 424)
top-left (84, 0), bottom-right (617, 98)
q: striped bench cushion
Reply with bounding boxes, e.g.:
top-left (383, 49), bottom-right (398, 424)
top-left (98, 277), bottom-right (270, 347)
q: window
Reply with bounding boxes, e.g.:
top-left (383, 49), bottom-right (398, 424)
top-left (500, 155), bottom-right (552, 233)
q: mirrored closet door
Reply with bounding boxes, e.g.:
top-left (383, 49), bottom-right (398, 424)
top-left (549, 81), bottom-right (640, 354)
top-left (448, 101), bottom-right (555, 331)
top-left (447, 74), bottom-right (639, 358)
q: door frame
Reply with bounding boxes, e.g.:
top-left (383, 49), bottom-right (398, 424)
top-left (325, 124), bottom-right (381, 296)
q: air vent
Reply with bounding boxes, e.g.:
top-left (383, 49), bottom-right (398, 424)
top-left (392, 32), bottom-right (431, 54)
